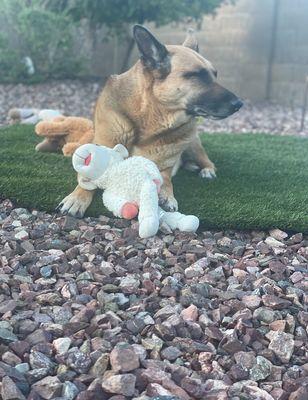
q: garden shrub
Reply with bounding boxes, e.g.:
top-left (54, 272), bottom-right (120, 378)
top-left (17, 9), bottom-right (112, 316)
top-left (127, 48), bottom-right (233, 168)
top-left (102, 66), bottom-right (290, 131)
top-left (0, 0), bottom-right (83, 83)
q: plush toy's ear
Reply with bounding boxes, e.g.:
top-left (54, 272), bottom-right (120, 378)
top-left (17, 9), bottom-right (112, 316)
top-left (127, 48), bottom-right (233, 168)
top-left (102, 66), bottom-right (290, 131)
top-left (113, 144), bottom-right (129, 158)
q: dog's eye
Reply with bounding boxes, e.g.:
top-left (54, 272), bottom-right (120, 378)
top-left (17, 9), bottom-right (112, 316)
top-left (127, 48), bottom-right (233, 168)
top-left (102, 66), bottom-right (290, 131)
top-left (183, 68), bottom-right (212, 83)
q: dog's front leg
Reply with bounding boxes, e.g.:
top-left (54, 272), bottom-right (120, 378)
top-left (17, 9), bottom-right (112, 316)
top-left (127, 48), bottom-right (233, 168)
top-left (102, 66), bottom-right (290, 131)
top-left (57, 183), bottom-right (94, 218)
top-left (159, 168), bottom-right (178, 212)
top-left (183, 136), bottom-right (216, 179)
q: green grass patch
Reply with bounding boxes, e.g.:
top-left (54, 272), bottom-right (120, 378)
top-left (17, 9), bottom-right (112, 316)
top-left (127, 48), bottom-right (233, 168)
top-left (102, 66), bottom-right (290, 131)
top-left (0, 125), bottom-right (308, 233)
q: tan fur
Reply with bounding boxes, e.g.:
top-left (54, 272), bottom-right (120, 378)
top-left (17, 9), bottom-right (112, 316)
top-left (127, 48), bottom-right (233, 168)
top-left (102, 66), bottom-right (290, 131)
top-left (35, 116), bottom-right (94, 156)
top-left (93, 46), bottom-right (216, 206)
top-left (59, 26), bottom-right (241, 216)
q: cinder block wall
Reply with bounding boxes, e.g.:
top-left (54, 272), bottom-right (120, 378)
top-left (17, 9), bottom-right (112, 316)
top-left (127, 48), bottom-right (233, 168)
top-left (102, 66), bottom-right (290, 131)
top-left (87, 0), bottom-right (308, 106)
top-left (148, 0), bottom-right (275, 103)
top-left (270, 0), bottom-right (308, 106)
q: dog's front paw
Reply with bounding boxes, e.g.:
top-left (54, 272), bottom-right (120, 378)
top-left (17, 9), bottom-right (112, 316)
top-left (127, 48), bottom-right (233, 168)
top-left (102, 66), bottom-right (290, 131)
top-left (56, 191), bottom-right (92, 218)
top-left (159, 194), bottom-right (178, 212)
top-left (199, 167), bottom-right (216, 180)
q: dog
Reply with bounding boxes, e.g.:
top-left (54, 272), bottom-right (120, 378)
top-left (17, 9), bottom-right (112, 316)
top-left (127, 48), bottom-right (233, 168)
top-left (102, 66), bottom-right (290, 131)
top-left (58, 25), bottom-right (242, 217)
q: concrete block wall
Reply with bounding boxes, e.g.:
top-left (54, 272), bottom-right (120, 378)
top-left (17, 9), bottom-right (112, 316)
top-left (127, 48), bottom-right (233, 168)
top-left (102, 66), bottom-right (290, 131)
top-left (148, 0), bottom-right (275, 102)
top-left (84, 0), bottom-right (308, 106)
top-left (270, 0), bottom-right (308, 106)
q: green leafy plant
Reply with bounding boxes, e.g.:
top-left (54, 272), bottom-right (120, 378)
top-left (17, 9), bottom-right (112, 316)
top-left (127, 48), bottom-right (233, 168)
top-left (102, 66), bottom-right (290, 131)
top-left (0, 0), bottom-right (83, 83)
top-left (0, 35), bottom-right (27, 82)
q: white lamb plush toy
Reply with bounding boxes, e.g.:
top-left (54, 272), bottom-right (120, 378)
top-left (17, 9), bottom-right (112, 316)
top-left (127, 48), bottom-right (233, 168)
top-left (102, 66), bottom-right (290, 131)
top-left (72, 143), bottom-right (199, 238)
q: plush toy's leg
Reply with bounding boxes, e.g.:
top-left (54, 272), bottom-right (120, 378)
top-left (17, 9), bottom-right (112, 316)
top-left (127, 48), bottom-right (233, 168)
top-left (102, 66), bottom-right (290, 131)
top-left (35, 139), bottom-right (61, 153)
top-left (121, 202), bottom-right (139, 219)
top-left (62, 128), bottom-right (94, 157)
top-left (158, 207), bottom-right (199, 233)
top-left (103, 191), bottom-right (138, 219)
top-left (77, 130), bottom-right (94, 145)
top-left (35, 120), bottom-right (68, 136)
top-left (138, 180), bottom-right (160, 238)
top-left (62, 142), bottom-right (80, 157)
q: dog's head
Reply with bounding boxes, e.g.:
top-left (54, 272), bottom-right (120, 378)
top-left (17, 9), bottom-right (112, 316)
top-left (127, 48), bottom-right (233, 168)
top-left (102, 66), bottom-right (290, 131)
top-left (133, 25), bottom-right (243, 120)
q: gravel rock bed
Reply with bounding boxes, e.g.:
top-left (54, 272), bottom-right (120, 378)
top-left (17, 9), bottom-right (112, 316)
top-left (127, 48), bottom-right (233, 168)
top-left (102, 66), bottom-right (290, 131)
top-left (0, 81), bottom-right (101, 126)
top-left (0, 199), bottom-right (307, 400)
top-left (1, 80), bottom-right (308, 136)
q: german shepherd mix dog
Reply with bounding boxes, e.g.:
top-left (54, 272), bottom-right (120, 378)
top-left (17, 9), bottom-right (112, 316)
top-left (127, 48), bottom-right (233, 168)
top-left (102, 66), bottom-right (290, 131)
top-left (58, 25), bottom-right (242, 216)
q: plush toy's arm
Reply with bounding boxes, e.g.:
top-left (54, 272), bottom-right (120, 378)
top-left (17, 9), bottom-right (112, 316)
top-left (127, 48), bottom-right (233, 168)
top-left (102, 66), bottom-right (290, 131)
top-left (158, 207), bottom-right (199, 233)
top-left (78, 175), bottom-right (98, 191)
top-left (62, 129), bottom-right (94, 157)
top-left (102, 190), bottom-right (129, 218)
top-left (138, 180), bottom-right (160, 238)
top-left (143, 159), bottom-right (163, 183)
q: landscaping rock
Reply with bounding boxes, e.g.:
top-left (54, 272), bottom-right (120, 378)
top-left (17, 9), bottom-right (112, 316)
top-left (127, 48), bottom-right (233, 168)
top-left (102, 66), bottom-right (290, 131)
top-left (180, 305), bottom-right (198, 322)
top-left (1, 376), bottom-right (26, 400)
top-left (110, 343), bottom-right (140, 372)
top-left (0, 199), bottom-right (306, 400)
top-left (90, 353), bottom-right (109, 376)
top-left (29, 351), bottom-right (55, 372)
top-left (53, 337), bottom-right (72, 355)
top-left (160, 346), bottom-right (182, 361)
top-left (32, 376), bottom-right (62, 399)
top-left (0, 328), bottom-right (18, 344)
top-left (62, 381), bottom-right (80, 400)
top-left (249, 356), bottom-right (272, 381)
top-left (268, 332), bottom-right (294, 363)
top-left (101, 374), bottom-right (136, 397)
top-left (66, 349), bottom-right (92, 374)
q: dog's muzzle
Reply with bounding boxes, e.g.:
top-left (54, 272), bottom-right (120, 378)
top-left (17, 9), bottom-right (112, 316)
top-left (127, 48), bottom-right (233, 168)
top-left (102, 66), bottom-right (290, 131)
top-left (187, 98), bottom-right (243, 120)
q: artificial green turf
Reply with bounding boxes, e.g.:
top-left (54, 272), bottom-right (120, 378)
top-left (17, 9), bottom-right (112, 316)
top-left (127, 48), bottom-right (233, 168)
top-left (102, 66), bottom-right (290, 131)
top-left (0, 125), bottom-right (308, 232)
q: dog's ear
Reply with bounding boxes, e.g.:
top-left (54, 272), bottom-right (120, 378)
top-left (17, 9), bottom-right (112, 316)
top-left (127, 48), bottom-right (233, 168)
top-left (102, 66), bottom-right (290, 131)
top-left (133, 25), bottom-right (170, 73)
top-left (183, 28), bottom-right (199, 53)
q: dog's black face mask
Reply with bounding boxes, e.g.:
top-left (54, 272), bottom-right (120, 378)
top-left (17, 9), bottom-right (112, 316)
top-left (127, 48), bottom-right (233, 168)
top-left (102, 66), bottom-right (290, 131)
top-left (186, 76), bottom-right (243, 120)
top-left (133, 25), bottom-right (243, 120)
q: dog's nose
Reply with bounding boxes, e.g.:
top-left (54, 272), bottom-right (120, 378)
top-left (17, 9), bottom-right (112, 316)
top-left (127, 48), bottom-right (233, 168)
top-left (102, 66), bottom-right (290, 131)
top-left (231, 98), bottom-right (243, 111)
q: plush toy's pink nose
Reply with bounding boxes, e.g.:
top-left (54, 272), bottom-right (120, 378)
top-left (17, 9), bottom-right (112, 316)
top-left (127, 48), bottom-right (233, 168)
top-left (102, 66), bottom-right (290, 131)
top-left (84, 154), bottom-right (92, 166)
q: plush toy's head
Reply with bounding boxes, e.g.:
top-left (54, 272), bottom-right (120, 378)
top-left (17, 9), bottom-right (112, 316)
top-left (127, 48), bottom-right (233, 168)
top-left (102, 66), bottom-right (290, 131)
top-left (72, 143), bottom-right (129, 180)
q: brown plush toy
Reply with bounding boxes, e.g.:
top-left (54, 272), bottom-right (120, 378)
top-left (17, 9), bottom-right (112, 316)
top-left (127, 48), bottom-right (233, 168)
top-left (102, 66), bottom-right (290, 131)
top-left (35, 116), bottom-right (94, 157)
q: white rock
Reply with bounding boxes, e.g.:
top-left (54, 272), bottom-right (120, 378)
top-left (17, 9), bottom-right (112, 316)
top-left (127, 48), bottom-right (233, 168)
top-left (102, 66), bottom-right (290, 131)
top-left (14, 230), bottom-right (29, 240)
top-left (269, 228), bottom-right (288, 241)
top-left (12, 220), bottom-right (22, 227)
top-left (53, 337), bottom-right (72, 355)
top-left (265, 237), bottom-right (285, 248)
top-left (184, 265), bottom-right (204, 278)
top-left (268, 331), bottom-right (294, 363)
